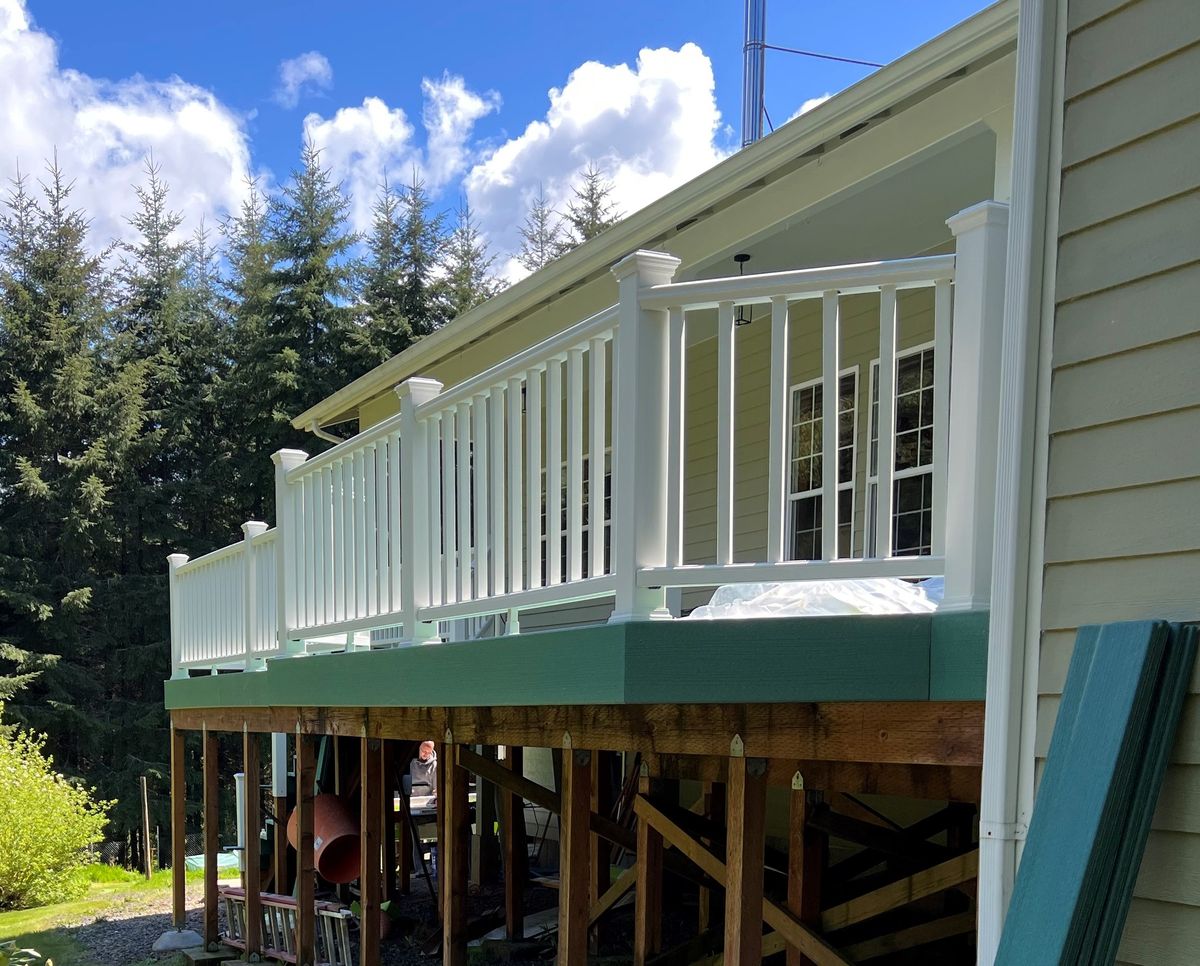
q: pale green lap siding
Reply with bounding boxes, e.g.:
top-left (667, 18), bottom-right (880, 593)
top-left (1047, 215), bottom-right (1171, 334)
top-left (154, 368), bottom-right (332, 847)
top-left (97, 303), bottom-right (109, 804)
top-left (1039, 0), bottom-right (1200, 948)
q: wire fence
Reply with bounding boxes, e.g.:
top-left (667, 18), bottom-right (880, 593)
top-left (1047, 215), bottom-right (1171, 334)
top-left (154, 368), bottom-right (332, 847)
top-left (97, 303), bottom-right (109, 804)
top-left (88, 826), bottom-right (198, 872)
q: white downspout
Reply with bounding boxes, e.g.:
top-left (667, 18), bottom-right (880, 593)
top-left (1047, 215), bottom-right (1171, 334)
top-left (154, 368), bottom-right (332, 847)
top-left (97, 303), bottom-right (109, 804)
top-left (308, 419), bottom-right (346, 445)
top-left (976, 0), bottom-right (1064, 962)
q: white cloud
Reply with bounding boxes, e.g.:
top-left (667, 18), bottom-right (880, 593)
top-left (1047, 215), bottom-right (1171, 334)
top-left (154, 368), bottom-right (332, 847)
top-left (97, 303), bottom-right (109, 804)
top-left (0, 0), bottom-right (254, 249)
top-left (464, 43), bottom-right (732, 281)
top-left (275, 51), bottom-right (333, 109)
top-left (788, 93), bottom-right (833, 122)
top-left (303, 75), bottom-right (499, 233)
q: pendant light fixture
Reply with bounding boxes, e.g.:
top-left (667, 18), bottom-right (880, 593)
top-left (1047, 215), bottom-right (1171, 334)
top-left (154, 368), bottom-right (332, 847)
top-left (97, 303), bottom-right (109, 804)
top-left (734, 253), bottom-right (753, 325)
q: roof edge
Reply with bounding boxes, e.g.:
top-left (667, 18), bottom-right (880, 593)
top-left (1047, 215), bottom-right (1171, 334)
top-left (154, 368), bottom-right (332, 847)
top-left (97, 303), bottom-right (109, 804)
top-left (295, 0), bottom-right (1017, 431)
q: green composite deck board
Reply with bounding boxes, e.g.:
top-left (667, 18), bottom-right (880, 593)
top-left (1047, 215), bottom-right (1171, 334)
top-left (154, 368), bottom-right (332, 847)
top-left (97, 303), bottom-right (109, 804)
top-left (164, 611), bottom-right (989, 710)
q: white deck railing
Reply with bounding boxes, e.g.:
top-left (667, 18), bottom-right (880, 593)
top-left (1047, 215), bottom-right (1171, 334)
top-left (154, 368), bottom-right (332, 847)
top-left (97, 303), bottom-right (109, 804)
top-left (169, 201), bottom-right (1009, 674)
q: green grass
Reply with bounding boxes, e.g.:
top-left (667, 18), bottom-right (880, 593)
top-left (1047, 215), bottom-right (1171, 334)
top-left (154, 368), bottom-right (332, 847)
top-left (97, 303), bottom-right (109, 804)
top-left (0, 866), bottom-right (203, 966)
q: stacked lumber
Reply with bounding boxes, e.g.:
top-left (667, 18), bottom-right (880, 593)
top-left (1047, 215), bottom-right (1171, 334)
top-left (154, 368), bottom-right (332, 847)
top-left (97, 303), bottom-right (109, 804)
top-left (996, 620), bottom-right (1196, 965)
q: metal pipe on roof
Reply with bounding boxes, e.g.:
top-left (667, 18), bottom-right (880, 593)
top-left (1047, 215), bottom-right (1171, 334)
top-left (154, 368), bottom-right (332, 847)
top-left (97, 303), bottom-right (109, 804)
top-left (741, 0), bottom-right (767, 147)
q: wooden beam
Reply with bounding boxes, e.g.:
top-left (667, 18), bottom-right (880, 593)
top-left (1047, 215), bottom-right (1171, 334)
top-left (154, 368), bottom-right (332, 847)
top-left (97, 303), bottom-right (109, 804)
top-left (808, 807), bottom-right (952, 866)
top-left (634, 773), bottom-right (663, 966)
top-left (170, 725), bottom-right (186, 931)
top-left (443, 743), bottom-right (470, 966)
top-left (633, 796), bottom-right (852, 966)
top-left (648, 754), bottom-right (981, 803)
top-left (724, 756), bottom-right (767, 966)
top-left (558, 749), bottom-right (592, 966)
top-left (590, 863), bottom-right (637, 925)
top-left (820, 851), bottom-right (979, 933)
top-left (841, 911), bottom-right (976, 962)
top-left (243, 727), bottom-right (262, 958)
top-left (202, 727), bottom-right (219, 950)
top-left (172, 701), bottom-right (984, 767)
top-left (789, 787), bottom-right (825, 966)
top-left (502, 746), bottom-right (525, 940)
top-left (296, 732), bottom-right (317, 966)
top-left (361, 736), bottom-right (383, 966)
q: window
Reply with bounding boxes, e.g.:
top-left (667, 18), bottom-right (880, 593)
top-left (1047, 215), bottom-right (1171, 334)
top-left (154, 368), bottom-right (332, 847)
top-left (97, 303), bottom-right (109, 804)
top-left (787, 370), bottom-right (857, 560)
top-left (540, 450), bottom-right (611, 584)
top-left (868, 344), bottom-right (936, 557)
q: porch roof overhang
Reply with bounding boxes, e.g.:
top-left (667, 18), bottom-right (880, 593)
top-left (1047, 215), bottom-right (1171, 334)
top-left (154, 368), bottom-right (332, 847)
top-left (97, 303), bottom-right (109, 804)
top-left (292, 0), bottom-right (1017, 433)
top-left (164, 610), bottom-right (988, 711)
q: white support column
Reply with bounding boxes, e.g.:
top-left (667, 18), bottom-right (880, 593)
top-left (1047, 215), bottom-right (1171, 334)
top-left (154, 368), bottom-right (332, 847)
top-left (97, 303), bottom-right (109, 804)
top-left (716, 300), bottom-right (736, 567)
top-left (242, 521), bottom-right (269, 669)
top-left (766, 297), bottom-right (789, 564)
top-left (820, 290), bottom-right (840, 562)
top-left (609, 250), bottom-right (681, 622)
top-left (665, 307), bottom-right (687, 569)
top-left (396, 377), bottom-right (444, 644)
top-left (272, 449), bottom-right (309, 655)
top-left (167, 552), bottom-right (190, 679)
top-left (943, 201), bottom-right (1010, 612)
top-left (874, 288), bottom-right (897, 560)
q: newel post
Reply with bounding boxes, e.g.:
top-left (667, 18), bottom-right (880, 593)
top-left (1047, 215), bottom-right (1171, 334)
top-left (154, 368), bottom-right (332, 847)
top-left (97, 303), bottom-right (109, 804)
top-left (943, 201), bottom-right (1009, 612)
top-left (609, 250), bottom-right (681, 623)
top-left (241, 520), bottom-right (269, 669)
top-left (272, 449), bottom-right (309, 654)
top-left (396, 377), bottom-right (444, 644)
top-left (167, 552), bottom-right (189, 679)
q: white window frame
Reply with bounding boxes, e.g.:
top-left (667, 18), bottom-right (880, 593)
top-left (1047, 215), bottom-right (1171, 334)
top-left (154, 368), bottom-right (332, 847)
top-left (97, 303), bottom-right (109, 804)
top-left (867, 340), bottom-right (936, 557)
top-left (785, 366), bottom-right (859, 561)
top-left (540, 447), bottom-right (611, 583)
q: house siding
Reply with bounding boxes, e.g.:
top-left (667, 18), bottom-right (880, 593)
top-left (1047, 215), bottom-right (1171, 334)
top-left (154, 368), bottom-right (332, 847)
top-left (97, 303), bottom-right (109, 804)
top-left (1039, 0), bottom-right (1200, 960)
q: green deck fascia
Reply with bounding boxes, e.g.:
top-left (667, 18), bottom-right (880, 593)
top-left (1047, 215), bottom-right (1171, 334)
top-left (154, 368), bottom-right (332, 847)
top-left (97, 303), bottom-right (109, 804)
top-left (164, 611), bottom-right (988, 711)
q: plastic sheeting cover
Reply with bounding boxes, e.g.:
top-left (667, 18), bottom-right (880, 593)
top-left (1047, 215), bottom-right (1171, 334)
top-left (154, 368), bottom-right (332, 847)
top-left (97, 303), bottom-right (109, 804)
top-left (685, 576), bottom-right (943, 619)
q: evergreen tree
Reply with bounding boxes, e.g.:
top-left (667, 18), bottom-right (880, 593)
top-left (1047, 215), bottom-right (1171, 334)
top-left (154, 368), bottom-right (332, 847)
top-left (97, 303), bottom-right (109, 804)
top-left (0, 162), bottom-right (146, 788)
top-left (441, 197), bottom-right (502, 320)
top-left (397, 170), bottom-right (446, 337)
top-left (564, 163), bottom-right (621, 246)
top-left (355, 178), bottom-right (413, 367)
top-left (516, 184), bottom-right (567, 273)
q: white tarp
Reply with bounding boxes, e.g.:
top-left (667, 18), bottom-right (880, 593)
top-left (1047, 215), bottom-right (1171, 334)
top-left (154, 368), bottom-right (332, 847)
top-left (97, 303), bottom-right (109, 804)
top-left (685, 576), bottom-right (943, 620)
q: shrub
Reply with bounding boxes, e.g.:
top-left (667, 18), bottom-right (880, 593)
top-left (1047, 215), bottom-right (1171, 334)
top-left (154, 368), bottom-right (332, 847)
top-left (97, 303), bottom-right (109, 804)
top-left (0, 716), bottom-right (112, 910)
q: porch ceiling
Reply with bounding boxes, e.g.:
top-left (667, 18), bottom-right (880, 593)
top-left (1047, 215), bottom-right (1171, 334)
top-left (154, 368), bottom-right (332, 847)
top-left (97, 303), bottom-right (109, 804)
top-left (164, 611), bottom-right (987, 711)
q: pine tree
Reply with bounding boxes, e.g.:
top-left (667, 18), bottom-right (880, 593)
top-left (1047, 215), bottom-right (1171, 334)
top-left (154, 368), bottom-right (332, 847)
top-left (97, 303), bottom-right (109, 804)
top-left (564, 163), bottom-right (621, 247)
top-left (516, 184), bottom-right (567, 273)
top-left (356, 178), bottom-right (414, 367)
top-left (397, 170), bottom-right (446, 337)
top-left (0, 162), bottom-right (146, 789)
top-left (442, 197), bottom-right (502, 320)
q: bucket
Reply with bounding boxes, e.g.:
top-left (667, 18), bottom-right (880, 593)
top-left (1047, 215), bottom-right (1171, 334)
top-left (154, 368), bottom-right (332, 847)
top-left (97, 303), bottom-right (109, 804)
top-left (287, 793), bottom-right (361, 884)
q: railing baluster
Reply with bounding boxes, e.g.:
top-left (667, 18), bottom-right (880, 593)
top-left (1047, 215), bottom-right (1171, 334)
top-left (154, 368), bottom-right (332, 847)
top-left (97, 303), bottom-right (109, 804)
top-left (364, 444), bottom-right (378, 617)
top-left (387, 430), bottom-right (402, 613)
top-left (821, 289), bottom-right (840, 562)
top-left (566, 347), bottom-right (585, 582)
top-left (489, 385), bottom-right (506, 596)
top-left (472, 394), bottom-right (490, 599)
top-left (716, 299), bottom-right (736, 566)
top-left (507, 375), bottom-right (525, 593)
top-left (766, 296), bottom-right (789, 564)
top-left (342, 455), bottom-right (357, 619)
top-left (442, 408), bottom-right (458, 605)
top-left (875, 284), bottom-right (898, 559)
top-left (321, 466), bottom-right (333, 624)
top-left (545, 358), bottom-right (564, 586)
top-left (931, 278), bottom-right (952, 558)
top-left (332, 460), bottom-right (345, 623)
top-left (353, 448), bottom-right (368, 620)
top-left (588, 337), bottom-right (607, 577)
top-left (666, 306), bottom-right (687, 569)
top-left (427, 414), bottom-right (443, 606)
top-left (456, 401), bottom-right (473, 602)
top-left (375, 437), bottom-right (390, 613)
top-left (525, 368), bottom-right (543, 589)
top-left (301, 473), bottom-right (315, 628)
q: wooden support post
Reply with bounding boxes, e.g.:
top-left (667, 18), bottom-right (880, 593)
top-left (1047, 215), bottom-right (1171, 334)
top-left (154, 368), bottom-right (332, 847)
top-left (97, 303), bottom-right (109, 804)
top-left (202, 727), bottom-right (219, 950)
top-left (384, 741), bottom-right (399, 901)
top-left (296, 731), bottom-right (317, 966)
top-left (361, 736), bottom-right (383, 966)
top-left (475, 746), bottom-right (500, 885)
top-left (724, 756), bottom-right (767, 966)
top-left (243, 728), bottom-right (263, 959)
top-left (141, 774), bottom-right (152, 879)
top-left (559, 749), bottom-right (592, 966)
top-left (788, 784), bottom-right (825, 966)
top-left (398, 774), bottom-right (412, 895)
top-left (502, 746), bottom-right (526, 940)
top-left (273, 793), bottom-right (288, 894)
top-left (634, 771), bottom-right (663, 966)
top-left (436, 741), bottom-right (446, 917)
top-left (590, 751), bottom-right (614, 953)
top-left (698, 780), bottom-right (726, 934)
top-left (171, 725), bottom-right (187, 930)
top-left (443, 742), bottom-right (470, 966)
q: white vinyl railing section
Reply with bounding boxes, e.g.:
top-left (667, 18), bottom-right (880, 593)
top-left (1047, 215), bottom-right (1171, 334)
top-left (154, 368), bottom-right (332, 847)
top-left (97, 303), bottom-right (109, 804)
top-left (168, 201), bottom-right (1008, 675)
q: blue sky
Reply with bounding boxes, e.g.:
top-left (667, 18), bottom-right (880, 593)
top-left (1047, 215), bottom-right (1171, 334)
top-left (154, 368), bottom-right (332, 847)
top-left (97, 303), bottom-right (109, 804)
top-left (8, 0), bottom-right (991, 275)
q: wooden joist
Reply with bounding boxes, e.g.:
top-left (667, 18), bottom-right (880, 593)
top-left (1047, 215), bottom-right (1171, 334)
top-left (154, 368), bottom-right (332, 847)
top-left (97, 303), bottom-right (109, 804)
top-left (842, 911), bottom-right (977, 962)
top-left (172, 700), bottom-right (983, 767)
top-left (821, 851), bottom-right (980, 933)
